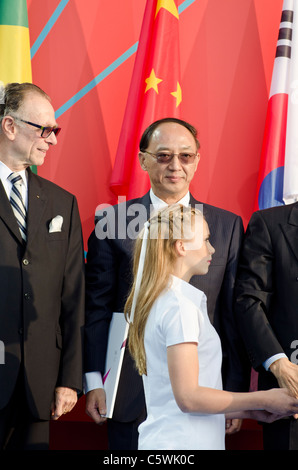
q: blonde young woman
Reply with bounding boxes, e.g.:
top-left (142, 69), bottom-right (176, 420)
top-left (124, 204), bottom-right (298, 450)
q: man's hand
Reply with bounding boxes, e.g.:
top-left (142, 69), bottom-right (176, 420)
top-left (270, 357), bottom-right (298, 418)
top-left (225, 418), bottom-right (242, 435)
top-left (270, 358), bottom-right (298, 397)
top-left (51, 387), bottom-right (78, 420)
top-left (85, 388), bottom-right (107, 425)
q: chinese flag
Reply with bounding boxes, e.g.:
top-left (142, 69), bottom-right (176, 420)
top-left (255, 0), bottom-right (298, 210)
top-left (110, 0), bottom-right (182, 200)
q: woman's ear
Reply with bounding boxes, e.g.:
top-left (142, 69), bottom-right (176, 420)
top-left (174, 239), bottom-right (187, 257)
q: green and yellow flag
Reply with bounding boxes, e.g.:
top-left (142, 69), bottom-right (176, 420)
top-left (0, 0), bottom-right (32, 85)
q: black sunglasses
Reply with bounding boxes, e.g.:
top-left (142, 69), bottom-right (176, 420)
top-left (13, 117), bottom-right (61, 138)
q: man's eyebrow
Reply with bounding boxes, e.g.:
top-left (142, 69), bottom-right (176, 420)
top-left (155, 145), bottom-right (193, 151)
top-left (43, 122), bottom-right (58, 128)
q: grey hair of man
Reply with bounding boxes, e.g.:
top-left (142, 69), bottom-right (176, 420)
top-left (0, 82), bottom-right (50, 132)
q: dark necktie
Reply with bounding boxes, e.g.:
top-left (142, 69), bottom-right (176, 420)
top-left (7, 172), bottom-right (27, 241)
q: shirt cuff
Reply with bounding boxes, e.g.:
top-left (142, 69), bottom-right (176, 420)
top-left (84, 371), bottom-right (103, 393)
top-left (263, 353), bottom-right (288, 371)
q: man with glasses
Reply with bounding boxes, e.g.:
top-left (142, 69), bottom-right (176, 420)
top-left (85, 118), bottom-right (250, 450)
top-left (0, 82), bottom-right (85, 449)
top-left (11, 116), bottom-right (61, 138)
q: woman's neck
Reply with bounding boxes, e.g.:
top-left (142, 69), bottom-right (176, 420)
top-left (171, 260), bottom-right (192, 283)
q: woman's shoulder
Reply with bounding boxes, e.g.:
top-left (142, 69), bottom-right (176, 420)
top-left (153, 276), bottom-right (202, 325)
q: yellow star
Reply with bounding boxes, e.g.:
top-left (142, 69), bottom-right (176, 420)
top-left (171, 82), bottom-right (182, 107)
top-left (145, 69), bottom-right (163, 93)
top-left (155, 0), bottom-right (179, 19)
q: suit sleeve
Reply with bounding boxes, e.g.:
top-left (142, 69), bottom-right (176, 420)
top-left (84, 225), bottom-right (118, 374)
top-left (235, 211), bottom-right (284, 371)
top-left (57, 196), bottom-right (85, 392)
top-left (219, 214), bottom-right (251, 392)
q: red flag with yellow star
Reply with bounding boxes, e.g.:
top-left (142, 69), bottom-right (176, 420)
top-left (110, 0), bottom-right (182, 199)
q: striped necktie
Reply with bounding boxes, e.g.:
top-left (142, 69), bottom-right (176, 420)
top-left (8, 172), bottom-right (27, 241)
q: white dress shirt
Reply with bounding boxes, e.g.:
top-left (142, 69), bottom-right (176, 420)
top-left (0, 160), bottom-right (28, 209)
top-left (139, 275), bottom-right (225, 450)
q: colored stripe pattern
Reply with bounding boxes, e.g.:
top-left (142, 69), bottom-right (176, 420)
top-left (276, 9), bottom-right (293, 58)
top-left (8, 173), bottom-right (27, 241)
top-left (255, 0), bottom-right (298, 209)
top-left (0, 0), bottom-right (32, 85)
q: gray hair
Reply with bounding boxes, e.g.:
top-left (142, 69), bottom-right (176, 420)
top-left (0, 82), bottom-right (50, 128)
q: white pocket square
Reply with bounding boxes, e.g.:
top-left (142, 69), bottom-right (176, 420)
top-left (49, 215), bottom-right (63, 233)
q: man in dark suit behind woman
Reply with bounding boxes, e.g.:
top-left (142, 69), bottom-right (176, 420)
top-left (85, 117), bottom-right (251, 450)
top-left (0, 83), bottom-right (85, 449)
top-left (235, 202), bottom-right (298, 450)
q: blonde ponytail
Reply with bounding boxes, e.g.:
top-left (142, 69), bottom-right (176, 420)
top-left (124, 204), bottom-right (202, 375)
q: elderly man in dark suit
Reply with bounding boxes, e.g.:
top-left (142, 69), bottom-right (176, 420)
top-left (0, 83), bottom-right (85, 449)
top-left (235, 202), bottom-right (298, 450)
top-left (85, 118), bottom-right (250, 449)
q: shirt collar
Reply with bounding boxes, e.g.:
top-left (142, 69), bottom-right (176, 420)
top-left (149, 188), bottom-right (190, 210)
top-left (0, 161), bottom-right (28, 189)
top-left (170, 274), bottom-right (206, 308)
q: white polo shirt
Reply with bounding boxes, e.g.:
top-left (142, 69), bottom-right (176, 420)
top-left (138, 275), bottom-right (225, 450)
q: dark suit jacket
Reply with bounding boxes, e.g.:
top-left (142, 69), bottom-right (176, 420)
top-left (235, 202), bottom-right (298, 391)
top-left (85, 192), bottom-right (250, 422)
top-left (0, 169), bottom-right (85, 420)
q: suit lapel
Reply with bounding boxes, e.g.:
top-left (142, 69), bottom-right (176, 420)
top-left (139, 192), bottom-right (152, 218)
top-left (281, 202), bottom-right (298, 263)
top-left (0, 179), bottom-right (23, 244)
top-left (26, 170), bottom-right (48, 246)
top-left (124, 192), bottom-right (151, 243)
top-left (189, 193), bottom-right (211, 223)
